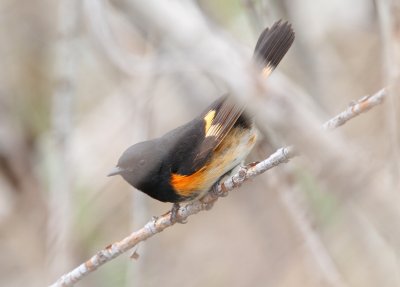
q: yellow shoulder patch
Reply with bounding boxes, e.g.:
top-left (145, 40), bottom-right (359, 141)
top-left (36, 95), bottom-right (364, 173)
top-left (203, 110), bottom-right (222, 137)
top-left (204, 110), bottom-right (216, 134)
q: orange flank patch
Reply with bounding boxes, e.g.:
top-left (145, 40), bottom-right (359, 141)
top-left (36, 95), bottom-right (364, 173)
top-left (171, 167), bottom-right (208, 197)
top-left (171, 126), bottom-right (257, 199)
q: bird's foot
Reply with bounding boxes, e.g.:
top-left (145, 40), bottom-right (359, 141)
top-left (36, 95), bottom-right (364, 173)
top-left (170, 203), bottom-right (187, 224)
top-left (212, 177), bottom-right (228, 197)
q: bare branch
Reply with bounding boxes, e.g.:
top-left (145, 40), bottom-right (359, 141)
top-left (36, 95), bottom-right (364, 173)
top-left (322, 88), bottom-right (386, 130)
top-left (48, 88), bottom-right (386, 287)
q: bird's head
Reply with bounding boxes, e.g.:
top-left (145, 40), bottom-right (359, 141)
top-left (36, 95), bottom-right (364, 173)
top-left (108, 140), bottom-right (161, 189)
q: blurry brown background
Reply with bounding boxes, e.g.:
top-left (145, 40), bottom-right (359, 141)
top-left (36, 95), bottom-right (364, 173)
top-left (1, 0), bottom-right (399, 286)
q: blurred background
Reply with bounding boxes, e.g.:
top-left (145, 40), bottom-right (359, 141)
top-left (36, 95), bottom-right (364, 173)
top-left (0, 0), bottom-right (399, 286)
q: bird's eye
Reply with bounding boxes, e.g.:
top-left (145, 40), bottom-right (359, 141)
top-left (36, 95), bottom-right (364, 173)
top-left (138, 159), bottom-right (146, 166)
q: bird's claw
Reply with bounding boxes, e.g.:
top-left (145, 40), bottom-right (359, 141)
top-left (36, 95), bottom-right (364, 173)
top-left (170, 203), bottom-right (187, 224)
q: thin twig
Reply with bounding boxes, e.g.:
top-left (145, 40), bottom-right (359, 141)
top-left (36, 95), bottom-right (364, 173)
top-left (322, 88), bottom-right (386, 130)
top-left (48, 88), bottom-right (386, 287)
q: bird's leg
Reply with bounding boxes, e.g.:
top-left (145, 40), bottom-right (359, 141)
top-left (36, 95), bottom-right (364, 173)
top-left (211, 163), bottom-right (243, 197)
top-left (170, 203), bottom-right (187, 224)
top-left (212, 177), bottom-right (228, 197)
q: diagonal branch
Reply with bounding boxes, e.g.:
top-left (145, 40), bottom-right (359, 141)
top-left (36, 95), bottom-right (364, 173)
top-left (49, 88), bottom-right (386, 287)
top-left (322, 88), bottom-right (386, 130)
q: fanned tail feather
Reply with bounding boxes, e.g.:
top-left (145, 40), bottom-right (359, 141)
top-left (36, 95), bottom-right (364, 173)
top-left (253, 20), bottom-right (295, 77)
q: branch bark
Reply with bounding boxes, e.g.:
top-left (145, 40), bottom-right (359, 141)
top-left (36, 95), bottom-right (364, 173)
top-left (49, 88), bottom-right (386, 287)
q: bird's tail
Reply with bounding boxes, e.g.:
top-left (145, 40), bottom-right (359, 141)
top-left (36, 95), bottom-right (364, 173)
top-left (253, 20), bottom-right (295, 77)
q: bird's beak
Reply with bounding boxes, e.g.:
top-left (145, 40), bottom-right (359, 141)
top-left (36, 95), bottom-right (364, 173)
top-left (107, 166), bottom-right (124, 177)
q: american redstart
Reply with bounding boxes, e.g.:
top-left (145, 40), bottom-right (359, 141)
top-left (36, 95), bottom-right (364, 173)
top-left (108, 20), bottom-right (294, 220)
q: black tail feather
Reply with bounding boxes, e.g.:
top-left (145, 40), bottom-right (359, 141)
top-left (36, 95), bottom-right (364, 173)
top-left (253, 20), bottom-right (295, 72)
